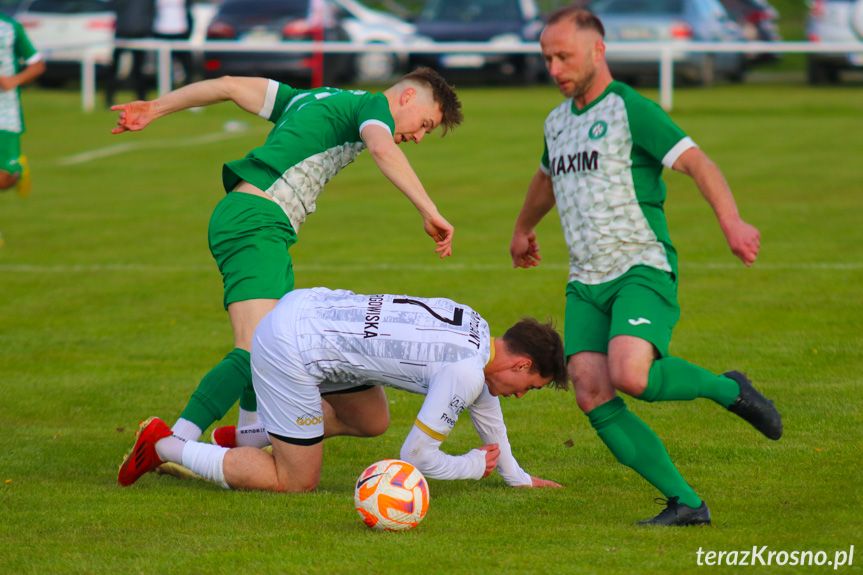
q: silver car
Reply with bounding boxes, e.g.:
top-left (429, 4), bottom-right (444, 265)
top-left (586, 0), bottom-right (747, 85)
top-left (806, 0), bottom-right (863, 84)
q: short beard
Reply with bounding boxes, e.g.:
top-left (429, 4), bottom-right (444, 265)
top-left (566, 67), bottom-right (597, 100)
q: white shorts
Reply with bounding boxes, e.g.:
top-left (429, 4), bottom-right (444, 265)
top-left (251, 289), bottom-right (326, 444)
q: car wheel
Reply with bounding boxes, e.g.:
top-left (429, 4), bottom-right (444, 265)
top-left (354, 44), bottom-right (399, 83)
top-left (726, 55), bottom-right (747, 84)
top-left (807, 58), bottom-right (839, 85)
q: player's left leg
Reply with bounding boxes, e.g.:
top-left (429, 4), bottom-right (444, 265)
top-left (0, 131), bottom-right (22, 191)
top-left (609, 267), bottom-right (781, 439)
top-left (322, 385), bottom-right (390, 438)
top-left (171, 193), bottom-right (296, 441)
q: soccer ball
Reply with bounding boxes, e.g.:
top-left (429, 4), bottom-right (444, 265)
top-left (354, 459), bottom-right (429, 531)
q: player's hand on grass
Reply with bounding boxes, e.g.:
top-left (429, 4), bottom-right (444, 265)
top-left (722, 218), bottom-right (760, 267)
top-left (518, 476), bottom-right (563, 488)
top-left (510, 230), bottom-right (542, 268)
top-left (111, 101), bottom-right (157, 134)
top-left (424, 212), bottom-right (454, 258)
top-left (478, 443), bottom-right (500, 478)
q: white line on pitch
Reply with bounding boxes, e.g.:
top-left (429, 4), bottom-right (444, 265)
top-left (56, 131), bottom-right (256, 166)
top-left (0, 262), bottom-right (861, 273)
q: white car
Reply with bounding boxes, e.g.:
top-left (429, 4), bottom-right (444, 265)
top-left (328, 0), bottom-right (415, 82)
top-left (806, 0), bottom-right (863, 84)
top-left (16, 0), bottom-right (115, 84)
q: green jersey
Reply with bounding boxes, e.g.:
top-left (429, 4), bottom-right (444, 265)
top-left (223, 79), bottom-right (396, 233)
top-left (541, 81), bottom-right (696, 285)
top-left (0, 14), bottom-right (40, 134)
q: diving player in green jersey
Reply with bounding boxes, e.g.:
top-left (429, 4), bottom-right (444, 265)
top-left (509, 7), bottom-right (782, 526)
top-left (111, 68), bottom-right (463, 454)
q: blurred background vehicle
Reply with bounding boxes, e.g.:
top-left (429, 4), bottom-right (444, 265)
top-left (204, 0), bottom-right (414, 85)
top-left (16, 0), bottom-right (115, 87)
top-left (407, 0), bottom-right (547, 84)
top-left (806, 0), bottom-right (863, 84)
top-left (0, 0), bottom-right (24, 15)
top-left (718, 0), bottom-right (782, 63)
top-left (585, 0), bottom-right (747, 86)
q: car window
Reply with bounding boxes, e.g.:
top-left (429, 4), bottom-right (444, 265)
top-left (27, 0), bottom-right (110, 13)
top-left (420, 0), bottom-right (522, 23)
top-left (590, 0), bottom-right (684, 14)
top-left (219, 0), bottom-right (309, 18)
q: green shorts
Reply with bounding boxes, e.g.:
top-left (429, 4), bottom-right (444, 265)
top-left (564, 265), bottom-right (680, 358)
top-left (0, 131), bottom-right (21, 176)
top-left (208, 192), bottom-right (298, 309)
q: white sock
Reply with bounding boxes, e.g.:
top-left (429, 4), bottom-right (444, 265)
top-left (238, 408), bottom-right (258, 428)
top-left (181, 441), bottom-right (230, 489)
top-left (171, 418), bottom-right (203, 442)
top-left (155, 434), bottom-right (186, 463)
top-left (235, 424), bottom-right (271, 448)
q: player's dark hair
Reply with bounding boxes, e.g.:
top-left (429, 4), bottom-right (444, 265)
top-left (501, 318), bottom-right (569, 391)
top-left (400, 66), bottom-right (464, 135)
top-left (546, 5), bottom-right (605, 38)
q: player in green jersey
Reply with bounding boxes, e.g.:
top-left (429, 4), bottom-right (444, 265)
top-left (0, 14), bottom-right (45, 198)
top-left (111, 68), bottom-right (463, 455)
top-left (509, 7), bottom-right (782, 526)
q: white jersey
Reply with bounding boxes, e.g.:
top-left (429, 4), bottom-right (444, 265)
top-left (254, 288), bottom-right (532, 486)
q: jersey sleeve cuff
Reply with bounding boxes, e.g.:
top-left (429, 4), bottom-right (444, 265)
top-left (414, 418), bottom-right (447, 442)
top-left (359, 119), bottom-right (392, 136)
top-left (258, 79), bottom-right (280, 120)
top-left (539, 162), bottom-right (551, 175)
top-left (662, 136), bottom-right (697, 169)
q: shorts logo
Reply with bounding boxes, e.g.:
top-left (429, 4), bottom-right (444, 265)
top-left (448, 395), bottom-right (467, 416)
top-left (628, 317), bottom-right (652, 326)
top-left (588, 120), bottom-right (608, 140)
top-left (297, 411), bottom-right (324, 426)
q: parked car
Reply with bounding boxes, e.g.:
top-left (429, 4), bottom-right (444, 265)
top-left (806, 0), bottom-right (863, 84)
top-left (16, 0), bottom-right (115, 85)
top-left (0, 0), bottom-right (24, 16)
top-left (203, 0), bottom-right (414, 85)
top-left (585, 0), bottom-right (747, 86)
top-left (407, 0), bottom-right (546, 84)
top-left (718, 0), bottom-right (781, 63)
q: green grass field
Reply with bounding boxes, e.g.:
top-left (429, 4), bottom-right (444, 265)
top-left (1, 81), bottom-right (861, 574)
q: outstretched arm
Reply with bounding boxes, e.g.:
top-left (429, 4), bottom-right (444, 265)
top-left (468, 387), bottom-right (561, 488)
top-left (399, 424), bottom-right (495, 480)
top-left (510, 168), bottom-right (556, 269)
top-left (111, 76), bottom-right (270, 134)
top-left (362, 124), bottom-right (454, 258)
top-left (672, 147), bottom-right (760, 267)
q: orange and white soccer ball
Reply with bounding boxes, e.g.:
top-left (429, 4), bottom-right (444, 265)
top-left (354, 459), bottom-right (429, 531)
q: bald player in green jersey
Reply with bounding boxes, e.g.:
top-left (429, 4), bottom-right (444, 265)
top-left (510, 7), bottom-right (782, 526)
top-left (111, 68), bottom-right (463, 450)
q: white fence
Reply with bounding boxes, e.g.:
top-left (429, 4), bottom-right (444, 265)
top-left (38, 39), bottom-right (863, 112)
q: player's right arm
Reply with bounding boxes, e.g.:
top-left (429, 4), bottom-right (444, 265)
top-left (361, 123), bottom-right (454, 258)
top-left (510, 167), bottom-right (555, 268)
top-left (398, 363), bottom-right (493, 480)
top-left (111, 76), bottom-right (270, 134)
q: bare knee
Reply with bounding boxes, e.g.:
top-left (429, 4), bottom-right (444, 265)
top-left (0, 171), bottom-right (18, 189)
top-left (569, 355), bottom-right (615, 413)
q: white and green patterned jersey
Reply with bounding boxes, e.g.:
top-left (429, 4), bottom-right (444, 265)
top-left (541, 81), bottom-right (696, 285)
top-left (0, 14), bottom-right (40, 134)
top-left (223, 79), bottom-right (395, 233)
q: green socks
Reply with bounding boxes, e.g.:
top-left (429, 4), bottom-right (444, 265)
top-left (179, 348), bottom-right (253, 431)
top-left (587, 397), bottom-right (702, 508)
top-left (639, 357), bottom-right (740, 408)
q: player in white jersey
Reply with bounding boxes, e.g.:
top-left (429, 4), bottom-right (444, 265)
top-left (509, 7), bottom-right (781, 526)
top-left (119, 288), bottom-right (569, 492)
